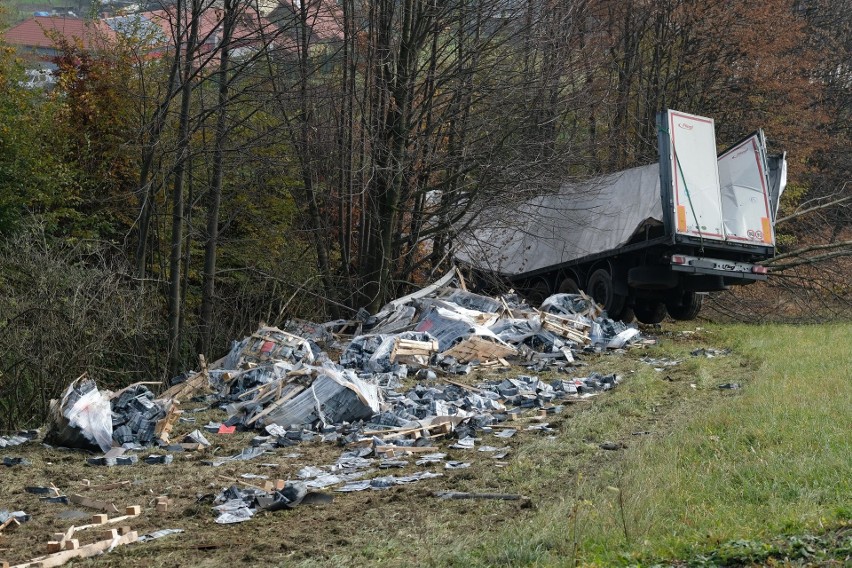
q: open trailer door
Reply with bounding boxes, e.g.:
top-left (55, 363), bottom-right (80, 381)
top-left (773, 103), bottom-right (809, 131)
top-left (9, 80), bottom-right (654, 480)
top-left (717, 131), bottom-right (775, 246)
top-left (662, 110), bottom-right (726, 242)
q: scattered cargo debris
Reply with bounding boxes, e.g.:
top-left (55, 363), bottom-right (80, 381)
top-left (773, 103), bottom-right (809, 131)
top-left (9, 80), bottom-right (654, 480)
top-left (10, 273), bottom-right (653, 545)
top-left (692, 348), bottom-right (732, 358)
top-left (0, 431), bottom-right (38, 449)
top-left (44, 376), bottom-right (113, 453)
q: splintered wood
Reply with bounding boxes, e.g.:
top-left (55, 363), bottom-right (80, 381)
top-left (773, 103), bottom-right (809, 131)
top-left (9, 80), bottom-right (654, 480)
top-left (12, 531), bottom-right (138, 568)
top-left (154, 405), bottom-right (183, 443)
top-left (67, 495), bottom-right (119, 515)
top-left (538, 311), bottom-right (591, 344)
top-left (159, 368), bottom-right (209, 401)
top-left (390, 338), bottom-right (439, 365)
top-left (441, 336), bottom-right (517, 363)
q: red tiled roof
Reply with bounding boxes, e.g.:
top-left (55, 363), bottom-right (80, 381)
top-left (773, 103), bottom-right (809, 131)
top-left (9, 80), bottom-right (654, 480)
top-left (3, 16), bottom-right (115, 50)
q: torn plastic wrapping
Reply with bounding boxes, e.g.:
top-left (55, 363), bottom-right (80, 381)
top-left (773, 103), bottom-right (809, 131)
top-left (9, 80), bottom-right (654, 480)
top-left (439, 289), bottom-right (502, 314)
top-left (44, 377), bottom-right (113, 453)
top-left (540, 293), bottom-right (600, 319)
top-left (366, 304), bottom-right (418, 335)
top-left (414, 306), bottom-right (483, 352)
top-left (111, 384), bottom-right (168, 446)
top-left (261, 364), bottom-right (382, 428)
top-left (490, 315), bottom-right (568, 352)
top-left (221, 326), bottom-right (315, 369)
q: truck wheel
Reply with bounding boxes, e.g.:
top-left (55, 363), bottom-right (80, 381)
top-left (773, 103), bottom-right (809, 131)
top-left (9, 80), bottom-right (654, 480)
top-left (665, 291), bottom-right (703, 320)
top-left (633, 300), bottom-right (667, 324)
top-left (524, 280), bottom-right (551, 307)
top-left (558, 277), bottom-right (580, 294)
top-left (587, 269), bottom-right (626, 319)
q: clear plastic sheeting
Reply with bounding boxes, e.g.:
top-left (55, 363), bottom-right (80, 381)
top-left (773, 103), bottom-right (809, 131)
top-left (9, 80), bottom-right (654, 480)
top-left (340, 331), bottom-right (435, 373)
top-left (540, 293), bottom-right (600, 319)
top-left (222, 326), bottom-right (315, 369)
top-left (262, 365), bottom-right (381, 428)
top-left (44, 377), bottom-right (114, 453)
top-left (438, 289), bottom-right (502, 314)
top-left (111, 384), bottom-right (168, 446)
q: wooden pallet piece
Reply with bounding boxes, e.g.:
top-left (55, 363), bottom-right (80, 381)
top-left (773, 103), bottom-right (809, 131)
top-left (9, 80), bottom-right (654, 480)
top-left (0, 518), bottom-right (20, 533)
top-left (154, 405), bottom-right (183, 443)
top-left (390, 338), bottom-right (439, 364)
top-left (80, 480), bottom-right (131, 492)
top-left (246, 383), bottom-right (306, 426)
top-left (441, 336), bottom-right (517, 363)
top-left (12, 531), bottom-right (138, 568)
top-left (67, 496), bottom-right (119, 515)
top-left (159, 368), bottom-right (209, 401)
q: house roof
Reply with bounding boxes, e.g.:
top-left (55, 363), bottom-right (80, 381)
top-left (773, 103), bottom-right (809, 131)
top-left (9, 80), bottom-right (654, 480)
top-left (3, 16), bottom-right (115, 50)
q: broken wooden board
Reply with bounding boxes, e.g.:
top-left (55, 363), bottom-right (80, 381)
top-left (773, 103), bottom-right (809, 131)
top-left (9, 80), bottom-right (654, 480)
top-left (0, 518), bottom-right (20, 533)
top-left (245, 383), bottom-right (305, 426)
top-left (440, 335), bottom-right (517, 363)
top-left (67, 495), bottom-right (119, 515)
top-left (11, 531), bottom-right (137, 568)
top-left (390, 338), bottom-right (439, 365)
top-left (374, 445), bottom-right (439, 454)
top-left (433, 491), bottom-right (527, 501)
top-left (154, 404), bottom-right (183, 443)
top-left (80, 480), bottom-right (130, 492)
top-left (68, 510), bottom-right (141, 534)
top-left (539, 311), bottom-right (590, 344)
top-left (159, 369), bottom-right (209, 402)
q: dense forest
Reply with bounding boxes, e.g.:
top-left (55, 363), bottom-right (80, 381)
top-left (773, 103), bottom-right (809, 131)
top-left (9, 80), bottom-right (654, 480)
top-left (0, 0), bottom-right (849, 427)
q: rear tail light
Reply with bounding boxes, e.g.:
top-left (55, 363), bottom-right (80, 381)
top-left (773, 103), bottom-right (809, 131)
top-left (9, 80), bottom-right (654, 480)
top-left (752, 265), bottom-right (768, 274)
top-left (671, 255), bottom-right (687, 265)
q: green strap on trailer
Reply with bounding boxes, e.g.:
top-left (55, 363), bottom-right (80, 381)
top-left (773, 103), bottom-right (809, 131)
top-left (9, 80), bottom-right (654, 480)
top-left (659, 125), bottom-right (705, 250)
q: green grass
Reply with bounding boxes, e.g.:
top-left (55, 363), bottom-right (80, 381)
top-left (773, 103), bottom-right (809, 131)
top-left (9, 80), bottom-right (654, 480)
top-left (449, 324), bottom-right (852, 567)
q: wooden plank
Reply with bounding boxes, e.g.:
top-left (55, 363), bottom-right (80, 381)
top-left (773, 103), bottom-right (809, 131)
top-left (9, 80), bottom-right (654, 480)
top-left (441, 336), bottom-right (517, 363)
top-left (67, 496), bottom-right (119, 515)
top-left (154, 405), bottom-right (183, 444)
top-left (11, 531), bottom-right (138, 568)
top-left (434, 491), bottom-right (526, 501)
top-left (246, 384), bottom-right (305, 426)
top-left (159, 369), bottom-right (209, 401)
top-left (441, 378), bottom-right (483, 393)
top-left (69, 511), bottom-right (139, 534)
top-left (374, 445), bottom-right (439, 454)
top-left (80, 480), bottom-right (130, 492)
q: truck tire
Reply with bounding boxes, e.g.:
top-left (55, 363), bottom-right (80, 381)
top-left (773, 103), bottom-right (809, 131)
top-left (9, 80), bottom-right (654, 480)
top-left (558, 277), bottom-right (580, 294)
top-left (524, 280), bottom-right (551, 307)
top-left (633, 300), bottom-right (667, 324)
top-left (587, 269), bottom-right (626, 319)
top-left (665, 291), bottom-right (703, 320)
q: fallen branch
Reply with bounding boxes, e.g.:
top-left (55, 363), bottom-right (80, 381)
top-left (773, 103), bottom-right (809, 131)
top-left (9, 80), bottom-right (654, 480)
top-left (762, 239), bottom-right (852, 265)
top-left (433, 491), bottom-right (527, 501)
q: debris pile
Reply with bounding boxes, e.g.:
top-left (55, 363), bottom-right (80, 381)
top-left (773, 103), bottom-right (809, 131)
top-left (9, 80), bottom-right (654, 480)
top-left (44, 376), bottom-right (113, 453)
top-left (27, 272), bottom-right (653, 532)
top-left (0, 430), bottom-right (38, 449)
top-left (111, 385), bottom-right (168, 447)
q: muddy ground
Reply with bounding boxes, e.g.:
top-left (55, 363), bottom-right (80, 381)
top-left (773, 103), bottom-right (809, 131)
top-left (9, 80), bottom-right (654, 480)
top-left (0, 326), bottom-right (722, 568)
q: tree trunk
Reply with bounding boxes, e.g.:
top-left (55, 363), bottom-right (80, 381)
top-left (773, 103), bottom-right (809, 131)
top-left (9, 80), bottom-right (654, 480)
top-left (200, 0), bottom-right (236, 358)
top-left (167, 0), bottom-right (200, 377)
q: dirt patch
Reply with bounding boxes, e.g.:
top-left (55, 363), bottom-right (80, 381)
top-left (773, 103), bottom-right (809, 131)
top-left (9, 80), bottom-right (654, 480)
top-left (0, 325), bottom-right (733, 568)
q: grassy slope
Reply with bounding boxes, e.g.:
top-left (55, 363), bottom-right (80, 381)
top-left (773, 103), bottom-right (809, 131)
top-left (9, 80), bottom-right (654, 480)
top-left (449, 324), bottom-right (851, 567)
top-left (1, 324), bottom-right (847, 568)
